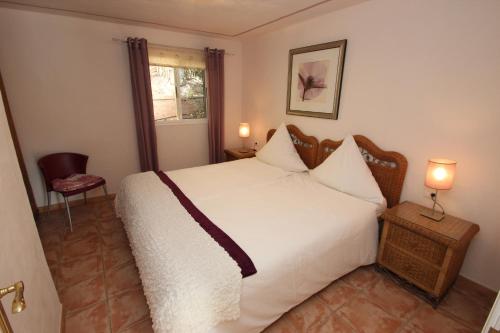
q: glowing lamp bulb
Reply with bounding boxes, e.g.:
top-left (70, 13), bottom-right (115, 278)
top-left (239, 123), bottom-right (250, 138)
top-left (432, 167), bottom-right (447, 181)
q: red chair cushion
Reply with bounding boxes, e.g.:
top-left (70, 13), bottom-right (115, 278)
top-left (52, 174), bottom-right (104, 193)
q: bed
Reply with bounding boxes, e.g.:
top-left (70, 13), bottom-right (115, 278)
top-left (116, 125), bottom-right (408, 333)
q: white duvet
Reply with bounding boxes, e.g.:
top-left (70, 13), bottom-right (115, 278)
top-left (118, 158), bottom-right (379, 333)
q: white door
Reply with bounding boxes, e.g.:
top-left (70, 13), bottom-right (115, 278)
top-left (0, 93), bottom-right (61, 332)
top-left (483, 292), bottom-right (500, 333)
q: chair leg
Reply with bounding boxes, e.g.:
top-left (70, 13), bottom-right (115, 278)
top-left (102, 184), bottom-right (108, 199)
top-left (83, 192), bottom-right (87, 204)
top-left (63, 197), bottom-right (73, 232)
top-left (103, 184), bottom-right (113, 210)
top-left (46, 191), bottom-right (52, 216)
top-left (56, 193), bottom-right (62, 210)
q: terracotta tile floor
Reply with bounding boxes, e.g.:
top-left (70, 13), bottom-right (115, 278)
top-left (37, 199), bottom-right (496, 333)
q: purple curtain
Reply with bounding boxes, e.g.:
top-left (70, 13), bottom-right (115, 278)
top-left (127, 37), bottom-right (159, 172)
top-left (205, 48), bottom-right (225, 164)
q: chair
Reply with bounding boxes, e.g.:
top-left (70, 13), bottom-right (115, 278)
top-left (38, 153), bottom-right (107, 232)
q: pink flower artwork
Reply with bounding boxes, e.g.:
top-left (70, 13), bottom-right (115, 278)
top-left (297, 60), bottom-right (329, 102)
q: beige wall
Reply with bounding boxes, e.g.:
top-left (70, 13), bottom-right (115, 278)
top-left (156, 122), bottom-right (209, 170)
top-left (0, 93), bottom-right (61, 332)
top-left (242, 0), bottom-right (500, 290)
top-left (0, 7), bottom-right (243, 207)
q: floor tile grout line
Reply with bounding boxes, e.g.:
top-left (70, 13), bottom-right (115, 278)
top-left (302, 296), bottom-right (335, 331)
top-left (393, 302), bottom-right (425, 333)
top-left (96, 200), bottom-right (148, 333)
top-left (63, 299), bottom-right (107, 318)
top-left (59, 268), bottom-right (103, 314)
top-left (106, 262), bottom-right (142, 298)
top-left (328, 296), bottom-right (363, 333)
top-left (57, 255), bottom-right (104, 289)
top-left (361, 271), bottom-right (433, 320)
top-left (98, 211), bottom-right (114, 333)
top-left (104, 212), bottom-right (149, 333)
top-left (114, 291), bottom-right (150, 333)
top-left (58, 290), bottom-right (108, 320)
top-left (57, 208), bottom-right (102, 325)
top-left (341, 273), bottom-right (420, 332)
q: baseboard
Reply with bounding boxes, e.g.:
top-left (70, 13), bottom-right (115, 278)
top-left (38, 193), bottom-right (115, 213)
top-left (457, 274), bottom-right (497, 296)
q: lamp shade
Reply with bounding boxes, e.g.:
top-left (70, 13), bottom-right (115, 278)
top-left (239, 123), bottom-right (250, 138)
top-left (425, 159), bottom-right (456, 190)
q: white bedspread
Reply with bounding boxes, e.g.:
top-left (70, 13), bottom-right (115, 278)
top-left (115, 172), bottom-right (242, 333)
top-left (118, 158), bottom-right (379, 333)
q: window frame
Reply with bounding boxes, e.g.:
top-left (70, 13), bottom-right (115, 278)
top-left (149, 63), bottom-right (208, 124)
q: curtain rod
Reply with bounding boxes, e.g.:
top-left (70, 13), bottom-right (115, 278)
top-left (111, 38), bottom-right (235, 56)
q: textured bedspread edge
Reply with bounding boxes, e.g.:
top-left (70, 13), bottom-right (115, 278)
top-left (156, 171), bottom-right (257, 277)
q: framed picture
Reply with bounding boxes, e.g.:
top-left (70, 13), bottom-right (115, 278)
top-left (286, 40), bottom-right (347, 119)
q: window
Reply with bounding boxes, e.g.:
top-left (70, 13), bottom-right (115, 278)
top-left (149, 47), bottom-right (206, 122)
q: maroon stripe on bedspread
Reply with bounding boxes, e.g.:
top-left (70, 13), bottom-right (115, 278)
top-left (156, 171), bottom-right (257, 278)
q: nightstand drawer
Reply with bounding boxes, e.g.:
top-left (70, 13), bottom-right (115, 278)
top-left (387, 224), bottom-right (447, 266)
top-left (381, 243), bottom-right (440, 291)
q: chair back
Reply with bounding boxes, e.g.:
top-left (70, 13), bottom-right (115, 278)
top-left (38, 153), bottom-right (88, 191)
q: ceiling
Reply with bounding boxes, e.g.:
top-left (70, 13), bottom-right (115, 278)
top-left (0, 0), bottom-right (366, 37)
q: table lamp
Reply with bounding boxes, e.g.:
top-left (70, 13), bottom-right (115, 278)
top-left (420, 158), bottom-right (456, 221)
top-left (239, 123), bottom-right (250, 153)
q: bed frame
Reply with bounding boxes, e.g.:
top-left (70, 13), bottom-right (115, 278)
top-left (267, 125), bottom-right (408, 208)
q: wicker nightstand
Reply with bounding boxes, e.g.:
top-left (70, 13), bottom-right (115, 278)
top-left (377, 201), bottom-right (479, 306)
top-left (224, 148), bottom-right (255, 161)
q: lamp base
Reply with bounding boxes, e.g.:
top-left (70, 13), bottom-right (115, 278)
top-left (420, 208), bottom-right (445, 222)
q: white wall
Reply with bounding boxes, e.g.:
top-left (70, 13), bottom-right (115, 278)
top-left (0, 7), bottom-right (242, 206)
top-left (156, 122), bottom-right (209, 170)
top-left (242, 0), bottom-right (500, 290)
top-left (0, 93), bottom-right (61, 333)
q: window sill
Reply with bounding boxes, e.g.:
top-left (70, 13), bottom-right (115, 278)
top-left (155, 118), bottom-right (208, 126)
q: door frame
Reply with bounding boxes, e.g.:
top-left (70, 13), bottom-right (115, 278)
top-left (0, 69), bottom-right (38, 220)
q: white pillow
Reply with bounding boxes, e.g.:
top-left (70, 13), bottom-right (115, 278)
top-left (256, 123), bottom-right (308, 172)
top-left (310, 135), bottom-right (386, 211)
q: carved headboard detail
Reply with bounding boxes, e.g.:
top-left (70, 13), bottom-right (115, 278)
top-left (266, 125), bottom-right (319, 169)
top-left (266, 125), bottom-right (408, 208)
top-left (317, 135), bottom-right (408, 208)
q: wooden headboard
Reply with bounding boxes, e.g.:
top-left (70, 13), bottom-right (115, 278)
top-left (267, 125), bottom-right (319, 169)
top-left (267, 126), bottom-right (408, 208)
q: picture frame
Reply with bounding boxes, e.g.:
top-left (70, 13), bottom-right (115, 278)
top-left (286, 40), bottom-right (347, 120)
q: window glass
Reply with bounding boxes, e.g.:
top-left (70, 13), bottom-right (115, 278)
top-left (149, 49), bottom-right (206, 122)
top-left (150, 66), bottom-right (177, 121)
